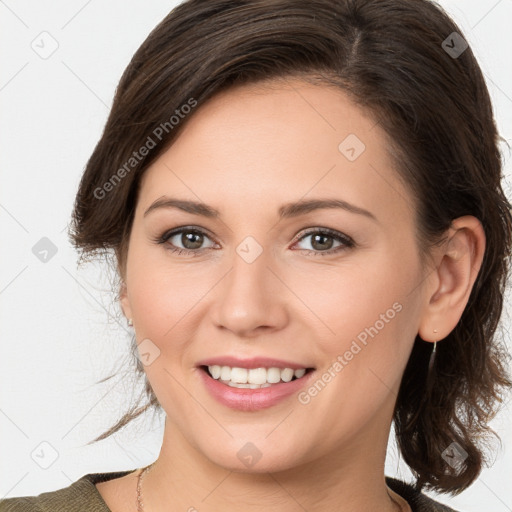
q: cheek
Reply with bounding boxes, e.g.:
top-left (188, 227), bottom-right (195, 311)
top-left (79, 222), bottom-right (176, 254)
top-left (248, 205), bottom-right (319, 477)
top-left (292, 247), bottom-right (423, 424)
top-left (126, 247), bottom-right (221, 368)
top-left (126, 265), bottom-right (205, 411)
top-left (295, 272), bottom-right (419, 448)
top-left (128, 271), bottom-right (199, 344)
top-left (126, 234), bottom-right (196, 329)
top-left (291, 247), bottom-right (420, 345)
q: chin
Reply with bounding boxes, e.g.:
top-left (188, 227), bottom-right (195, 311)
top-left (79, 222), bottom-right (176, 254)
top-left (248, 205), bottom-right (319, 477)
top-left (194, 435), bottom-right (307, 475)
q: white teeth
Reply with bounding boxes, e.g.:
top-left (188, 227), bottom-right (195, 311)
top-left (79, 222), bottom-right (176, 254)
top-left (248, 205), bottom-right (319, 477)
top-left (248, 368), bottom-right (267, 385)
top-left (227, 382), bottom-right (251, 388)
top-left (220, 366), bottom-right (231, 381)
top-left (280, 368), bottom-right (294, 382)
top-left (294, 368), bottom-right (306, 378)
top-left (207, 365), bottom-right (309, 386)
top-left (210, 365), bottom-right (221, 379)
top-left (227, 382), bottom-right (272, 389)
top-left (267, 367), bottom-right (281, 383)
top-left (231, 367), bottom-right (248, 383)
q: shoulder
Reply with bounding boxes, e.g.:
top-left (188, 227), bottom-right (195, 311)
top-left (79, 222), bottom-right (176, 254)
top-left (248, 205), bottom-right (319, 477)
top-left (0, 470), bottom-right (137, 512)
top-left (386, 476), bottom-right (462, 512)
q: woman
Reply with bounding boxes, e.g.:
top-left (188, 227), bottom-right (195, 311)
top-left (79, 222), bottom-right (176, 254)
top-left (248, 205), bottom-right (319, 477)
top-left (1, 0), bottom-right (510, 511)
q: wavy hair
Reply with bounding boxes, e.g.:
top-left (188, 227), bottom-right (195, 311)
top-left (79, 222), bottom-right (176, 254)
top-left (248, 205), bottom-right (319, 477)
top-left (69, 0), bottom-right (512, 495)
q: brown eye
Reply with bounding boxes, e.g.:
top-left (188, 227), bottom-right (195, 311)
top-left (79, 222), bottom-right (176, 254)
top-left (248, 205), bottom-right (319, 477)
top-left (294, 228), bottom-right (354, 256)
top-left (178, 231), bottom-right (204, 250)
top-left (158, 227), bottom-right (216, 255)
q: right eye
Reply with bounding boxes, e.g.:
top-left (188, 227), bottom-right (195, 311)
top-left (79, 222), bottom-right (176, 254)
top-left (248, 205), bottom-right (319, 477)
top-left (156, 227), bottom-right (217, 256)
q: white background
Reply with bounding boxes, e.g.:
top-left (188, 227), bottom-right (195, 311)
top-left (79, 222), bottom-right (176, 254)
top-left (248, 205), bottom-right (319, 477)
top-left (0, 1), bottom-right (511, 510)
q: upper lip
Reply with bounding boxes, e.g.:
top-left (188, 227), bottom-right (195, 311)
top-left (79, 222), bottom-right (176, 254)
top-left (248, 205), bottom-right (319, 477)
top-left (196, 356), bottom-right (314, 370)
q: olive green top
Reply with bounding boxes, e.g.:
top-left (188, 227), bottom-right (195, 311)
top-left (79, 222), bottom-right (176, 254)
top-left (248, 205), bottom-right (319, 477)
top-left (0, 471), bottom-right (460, 511)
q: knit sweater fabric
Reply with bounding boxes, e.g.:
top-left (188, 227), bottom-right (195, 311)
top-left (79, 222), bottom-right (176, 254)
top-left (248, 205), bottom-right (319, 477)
top-left (0, 471), bottom-right (461, 512)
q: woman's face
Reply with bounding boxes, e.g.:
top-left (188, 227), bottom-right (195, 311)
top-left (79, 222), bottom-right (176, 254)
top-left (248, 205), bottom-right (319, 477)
top-left (121, 78), bottom-right (432, 472)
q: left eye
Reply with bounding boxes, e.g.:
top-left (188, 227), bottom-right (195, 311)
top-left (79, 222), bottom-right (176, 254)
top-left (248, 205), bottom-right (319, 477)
top-left (156, 227), bottom-right (354, 257)
top-left (292, 228), bottom-right (354, 256)
top-left (158, 228), bottom-right (217, 255)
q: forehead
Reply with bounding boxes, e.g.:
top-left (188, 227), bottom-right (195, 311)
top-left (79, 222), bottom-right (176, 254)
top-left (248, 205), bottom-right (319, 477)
top-left (138, 78), bottom-right (414, 227)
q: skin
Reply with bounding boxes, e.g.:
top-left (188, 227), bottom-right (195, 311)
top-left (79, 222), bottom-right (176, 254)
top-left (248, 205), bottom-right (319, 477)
top-left (96, 77), bottom-right (485, 512)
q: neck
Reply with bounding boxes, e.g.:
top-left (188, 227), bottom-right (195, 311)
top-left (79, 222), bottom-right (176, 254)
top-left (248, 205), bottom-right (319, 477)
top-left (140, 416), bottom-right (404, 512)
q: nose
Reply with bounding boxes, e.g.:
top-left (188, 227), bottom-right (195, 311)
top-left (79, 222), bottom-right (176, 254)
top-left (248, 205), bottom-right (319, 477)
top-left (211, 239), bottom-right (288, 338)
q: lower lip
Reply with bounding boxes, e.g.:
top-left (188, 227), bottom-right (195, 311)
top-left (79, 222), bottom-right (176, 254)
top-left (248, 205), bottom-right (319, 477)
top-left (199, 367), bottom-right (315, 411)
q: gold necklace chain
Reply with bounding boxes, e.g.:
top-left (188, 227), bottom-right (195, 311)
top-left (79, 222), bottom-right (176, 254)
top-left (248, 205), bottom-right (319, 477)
top-left (137, 464), bottom-right (409, 512)
top-left (136, 463), bottom-right (154, 512)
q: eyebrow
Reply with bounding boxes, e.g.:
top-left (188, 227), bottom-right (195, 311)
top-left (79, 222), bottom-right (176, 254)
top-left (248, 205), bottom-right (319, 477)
top-left (143, 196), bottom-right (378, 222)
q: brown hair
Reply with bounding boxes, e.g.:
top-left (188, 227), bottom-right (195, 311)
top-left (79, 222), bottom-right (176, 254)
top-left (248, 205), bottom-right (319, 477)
top-left (69, 0), bottom-right (512, 495)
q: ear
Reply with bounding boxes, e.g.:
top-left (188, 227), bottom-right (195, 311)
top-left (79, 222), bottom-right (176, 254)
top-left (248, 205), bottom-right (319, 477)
top-left (119, 280), bottom-right (133, 322)
top-left (417, 215), bottom-right (486, 342)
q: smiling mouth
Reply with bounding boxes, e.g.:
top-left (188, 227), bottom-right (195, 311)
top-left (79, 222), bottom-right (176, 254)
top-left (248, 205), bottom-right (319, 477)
top-left (200, 365), bottom-right (315, 389)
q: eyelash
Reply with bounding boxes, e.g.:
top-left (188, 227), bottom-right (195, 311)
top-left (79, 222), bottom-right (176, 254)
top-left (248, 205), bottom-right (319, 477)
top-left (154, 226), bottom-right (355, 257)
